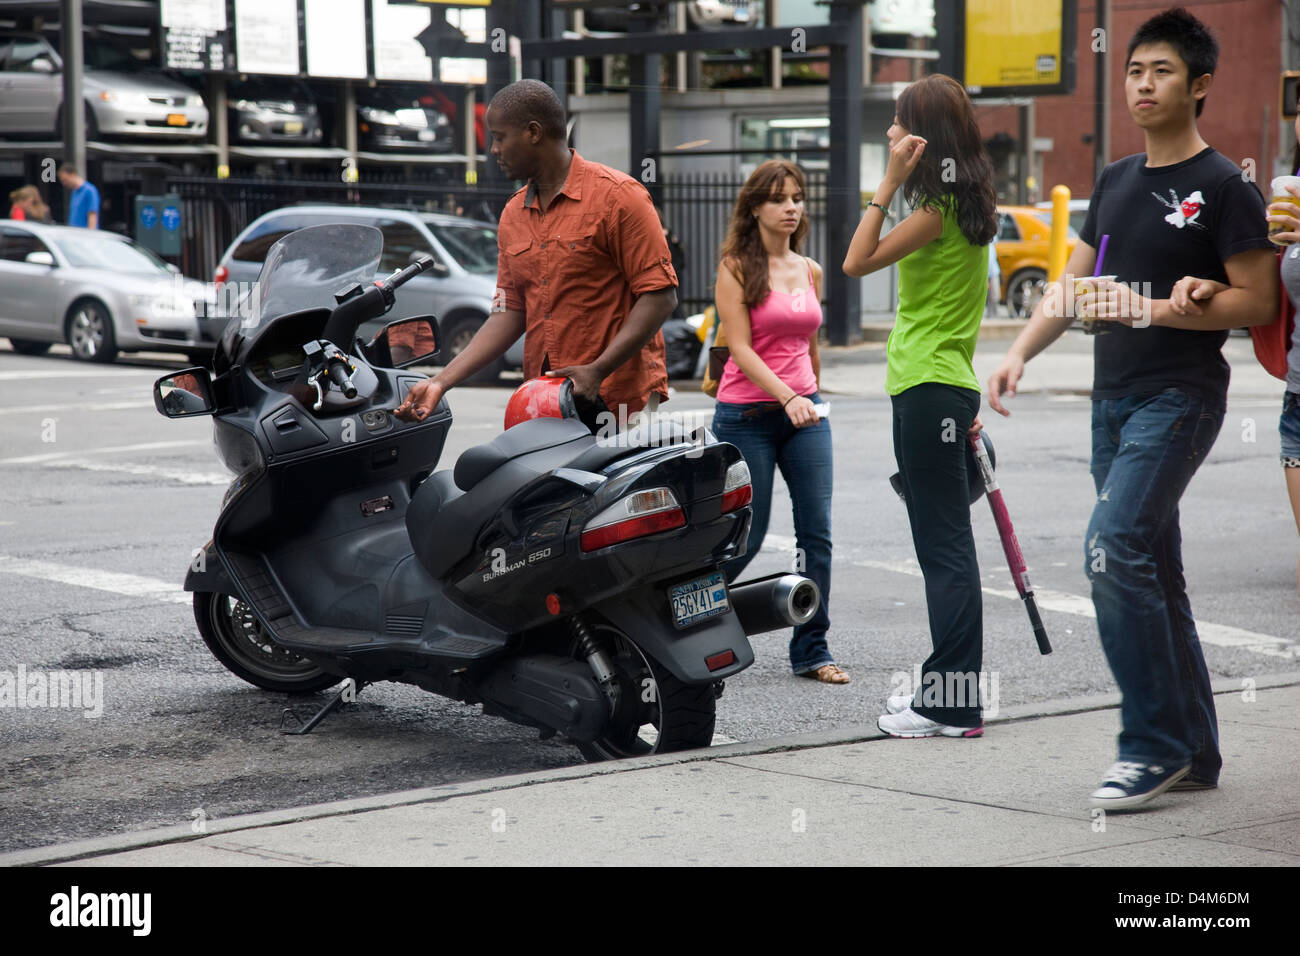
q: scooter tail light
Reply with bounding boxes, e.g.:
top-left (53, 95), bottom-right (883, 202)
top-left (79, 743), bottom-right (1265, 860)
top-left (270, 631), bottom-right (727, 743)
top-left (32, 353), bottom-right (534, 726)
top-left (721, 460), bottom-right (752, 513)
top-left (213, 263), bottom-right (229, 289)
top-left (580, 487), bottom-right (685, 552)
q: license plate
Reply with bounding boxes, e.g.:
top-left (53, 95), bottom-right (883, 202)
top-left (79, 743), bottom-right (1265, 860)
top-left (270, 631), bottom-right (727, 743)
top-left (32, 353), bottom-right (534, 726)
top-left (669, 572), bottom-right (729, 629)
top-left (417, 129), bottom-right (435, 142)
top-left (166, 113), bottom-right (187, 126)
top-left (283, 120), bottom-right (303, 134)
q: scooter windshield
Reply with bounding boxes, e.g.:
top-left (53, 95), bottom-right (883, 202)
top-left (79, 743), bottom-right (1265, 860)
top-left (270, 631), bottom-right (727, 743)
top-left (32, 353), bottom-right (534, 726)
top-left (218, 223), bottom-right (384, 363)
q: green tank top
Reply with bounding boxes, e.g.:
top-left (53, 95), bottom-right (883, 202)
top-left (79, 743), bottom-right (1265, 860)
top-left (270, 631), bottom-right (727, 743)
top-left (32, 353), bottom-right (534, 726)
top-left (885, 197), bottom-right (987, 396)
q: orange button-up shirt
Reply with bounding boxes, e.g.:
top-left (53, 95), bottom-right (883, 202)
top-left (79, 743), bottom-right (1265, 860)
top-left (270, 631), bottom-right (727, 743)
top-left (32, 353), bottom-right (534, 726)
top-left (494, 150), bottom-right (676, 415)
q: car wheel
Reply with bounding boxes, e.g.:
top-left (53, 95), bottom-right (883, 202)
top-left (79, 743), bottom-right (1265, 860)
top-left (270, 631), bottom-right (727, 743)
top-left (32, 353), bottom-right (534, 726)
top-left (64, 299), bottom-right (118, 363)
top-left (1007, 268), bottom-right (1047, 319)
top-left (443, 312), bottom-right (502, 384)
top-left (7, 338), bottom-right (52, 356)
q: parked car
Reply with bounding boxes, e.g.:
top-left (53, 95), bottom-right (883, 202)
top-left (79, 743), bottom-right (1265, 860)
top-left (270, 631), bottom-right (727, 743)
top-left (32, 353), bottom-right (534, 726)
top-left (1034, 197), bottom-right (1091, 236)
top-left (356, 89), bottom-right (455, 153)
top-left (0, 221), bottom-right (210, 362)
top-left (0, 32), bottom-right (208, 141)
top-left (581, 1), bottom-right (757, 32)
top-left (228, 78), bottom-right (323, 146)
top-left (215, 206), bottom-right (522, 381)
top-left (995, 205), bottom-right (1079, 318)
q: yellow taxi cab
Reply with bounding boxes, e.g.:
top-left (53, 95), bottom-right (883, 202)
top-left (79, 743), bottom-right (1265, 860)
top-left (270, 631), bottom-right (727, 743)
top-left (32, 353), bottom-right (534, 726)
top-left (995, 205), bottom-right (1079, 317)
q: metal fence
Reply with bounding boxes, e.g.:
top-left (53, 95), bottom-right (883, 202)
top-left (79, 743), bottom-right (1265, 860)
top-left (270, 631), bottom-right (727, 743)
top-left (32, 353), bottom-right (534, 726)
top-left (659, 170), bottom-right (829, 315)
top-left (140, 169), bottom-right (827, 315)
top-left (140, 174), bottom-right (516, 281)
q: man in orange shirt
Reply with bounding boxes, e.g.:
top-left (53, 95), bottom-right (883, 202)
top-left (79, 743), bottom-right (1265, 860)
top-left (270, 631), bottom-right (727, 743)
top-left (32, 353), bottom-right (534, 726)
top-left (396, 79), bottom-right (677, 425)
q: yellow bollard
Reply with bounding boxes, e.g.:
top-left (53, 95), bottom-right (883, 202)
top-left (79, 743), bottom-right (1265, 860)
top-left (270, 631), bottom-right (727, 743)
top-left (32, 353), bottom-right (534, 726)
top-left (1047, 184), bottom-right (1071, 284)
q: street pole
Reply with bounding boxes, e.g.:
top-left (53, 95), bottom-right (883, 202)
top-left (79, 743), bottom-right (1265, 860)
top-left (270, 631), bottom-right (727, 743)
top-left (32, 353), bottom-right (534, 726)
top-left (826, 0), bottom-right (863, 346)
top-left (60, 0), bottom-right (85, 176)
top-left (1094, 0), bottom-right (1110, 184)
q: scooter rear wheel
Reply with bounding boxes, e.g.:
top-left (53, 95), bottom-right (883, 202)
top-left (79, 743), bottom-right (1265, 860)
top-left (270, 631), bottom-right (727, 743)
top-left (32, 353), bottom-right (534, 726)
top-left (194, 592), bottom-right (340, 694)
top-left (576, 625), bottom-right (717, 762)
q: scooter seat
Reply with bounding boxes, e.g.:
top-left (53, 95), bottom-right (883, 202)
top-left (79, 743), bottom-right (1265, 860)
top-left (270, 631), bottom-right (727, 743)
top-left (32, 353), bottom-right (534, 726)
top-left (406, 470), bottom-right (466, 579)
top-left (454, 417), bottom-right (593, 491)
top-left (409, 418), bottom-right (599, 580)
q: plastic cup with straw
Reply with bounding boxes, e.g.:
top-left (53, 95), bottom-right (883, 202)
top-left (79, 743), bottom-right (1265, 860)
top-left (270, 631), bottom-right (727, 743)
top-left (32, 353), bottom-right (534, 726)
top-left (1077, 234), bottom-right (1116, 335)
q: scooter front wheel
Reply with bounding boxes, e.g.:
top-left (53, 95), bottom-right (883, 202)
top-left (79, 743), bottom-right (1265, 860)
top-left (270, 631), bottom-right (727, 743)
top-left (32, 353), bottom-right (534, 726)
top-left (193, 592), bottom-right (340, 694)
top-left (576, 625), bottom-right (716, 762)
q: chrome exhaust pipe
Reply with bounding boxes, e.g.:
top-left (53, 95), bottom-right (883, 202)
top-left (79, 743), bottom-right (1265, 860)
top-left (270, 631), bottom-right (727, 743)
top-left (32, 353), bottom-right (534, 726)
top-left (729, 573), bottom-right (821, 635)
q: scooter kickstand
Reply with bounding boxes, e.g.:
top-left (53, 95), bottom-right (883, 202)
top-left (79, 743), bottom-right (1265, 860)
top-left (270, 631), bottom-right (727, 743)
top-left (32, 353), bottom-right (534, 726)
top-left (280, 679), bottom-right (364, 735)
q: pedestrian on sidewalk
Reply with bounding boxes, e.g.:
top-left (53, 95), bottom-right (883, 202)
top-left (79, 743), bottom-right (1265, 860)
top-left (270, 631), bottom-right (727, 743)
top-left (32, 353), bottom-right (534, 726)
top-left (397, 79), bottom-right (677, 426)
top-left (711, 160), bottom-right (844, 683)
top-left (1168, 82), bottom-right (1300, 592)
top-left (987, 8), bottom-right (1279, 809)
top-left (7, 185), bottom-right (52, 223)
top-left (58, 165), bottom-right (99, 230)
top-left (843, 73), bottom-right (999, 734)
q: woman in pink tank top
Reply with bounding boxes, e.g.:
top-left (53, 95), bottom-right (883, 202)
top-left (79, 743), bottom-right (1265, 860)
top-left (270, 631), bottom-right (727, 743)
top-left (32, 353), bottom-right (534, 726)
top-left (711, 160), bottom-right (843, 684)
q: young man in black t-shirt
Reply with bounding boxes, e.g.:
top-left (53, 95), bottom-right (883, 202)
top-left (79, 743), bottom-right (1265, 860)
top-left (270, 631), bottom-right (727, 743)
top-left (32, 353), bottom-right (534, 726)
top-left (987, 8), bottom-right (1279, 810)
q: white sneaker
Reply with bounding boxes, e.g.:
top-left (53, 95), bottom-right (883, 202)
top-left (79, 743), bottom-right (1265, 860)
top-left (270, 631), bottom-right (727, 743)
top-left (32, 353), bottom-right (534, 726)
top-left (877, 707), bottom-right (983, 738)
top-left (886, 694), bottom-right (913, 715)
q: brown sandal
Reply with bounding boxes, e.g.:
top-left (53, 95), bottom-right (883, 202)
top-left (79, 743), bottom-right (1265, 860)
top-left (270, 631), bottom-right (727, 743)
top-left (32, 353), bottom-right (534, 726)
top-left (800, 664), bottom-right (850, 684)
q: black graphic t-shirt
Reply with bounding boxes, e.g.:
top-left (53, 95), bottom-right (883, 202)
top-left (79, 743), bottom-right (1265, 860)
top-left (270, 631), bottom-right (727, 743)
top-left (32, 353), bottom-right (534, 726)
top-left (1080, 146), bottom-right (1273, 407)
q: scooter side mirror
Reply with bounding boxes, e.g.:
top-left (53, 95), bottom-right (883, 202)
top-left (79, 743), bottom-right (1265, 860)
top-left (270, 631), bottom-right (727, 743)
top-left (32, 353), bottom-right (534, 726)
top-left (365, 316), bottom-right (439, 369)
top-left (154, 367), bottom-right (216, 418)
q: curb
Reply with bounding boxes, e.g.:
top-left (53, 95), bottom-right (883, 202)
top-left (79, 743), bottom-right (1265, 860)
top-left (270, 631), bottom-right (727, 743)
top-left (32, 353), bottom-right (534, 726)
top-left (7, 670), bottom-right (1298, 867)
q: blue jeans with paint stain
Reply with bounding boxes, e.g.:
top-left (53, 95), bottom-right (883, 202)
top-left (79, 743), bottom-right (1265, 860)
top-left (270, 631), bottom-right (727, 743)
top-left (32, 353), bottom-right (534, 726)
top-left (1086, 387), bottom-right (1224, 782)
top-left (711, 394), bottom-right (833, 674)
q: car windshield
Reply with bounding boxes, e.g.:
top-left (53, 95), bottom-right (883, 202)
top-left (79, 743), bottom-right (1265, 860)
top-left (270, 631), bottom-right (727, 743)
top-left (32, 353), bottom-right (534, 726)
top-left (51, 233), bottom-right (174, 274)
top-left (234, 222), bottom-right (383, 340)
top-left (424, 220), bottom-right (497, 274)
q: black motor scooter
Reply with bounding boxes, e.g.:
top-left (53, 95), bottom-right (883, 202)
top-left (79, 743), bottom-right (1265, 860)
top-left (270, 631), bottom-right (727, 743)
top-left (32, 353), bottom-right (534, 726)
top-left (155, 223), bottom-right (818, 760)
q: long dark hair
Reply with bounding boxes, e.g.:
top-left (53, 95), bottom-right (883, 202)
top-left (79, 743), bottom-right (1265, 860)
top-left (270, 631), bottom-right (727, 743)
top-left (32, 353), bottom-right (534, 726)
top-left (719, 160), bottom-right (810, 308)
top-left (895, 73), bottom-right (998, 247)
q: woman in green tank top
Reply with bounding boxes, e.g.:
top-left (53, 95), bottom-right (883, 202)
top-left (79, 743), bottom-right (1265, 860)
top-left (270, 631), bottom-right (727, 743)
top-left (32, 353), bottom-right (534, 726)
top-left (843, 73), bottom-right (1000, 738)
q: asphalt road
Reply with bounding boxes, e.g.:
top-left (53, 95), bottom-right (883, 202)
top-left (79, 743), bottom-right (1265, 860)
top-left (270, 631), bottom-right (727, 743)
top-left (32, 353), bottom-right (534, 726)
top-left (1, 339), bottom-right (1296, 853)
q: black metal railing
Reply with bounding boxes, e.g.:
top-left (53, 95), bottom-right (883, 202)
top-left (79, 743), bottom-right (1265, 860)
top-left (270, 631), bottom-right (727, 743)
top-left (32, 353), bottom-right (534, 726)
top-left (659, 170), bottom-right (828, 315)
top-left (125, 169), bottom-right (827, 315)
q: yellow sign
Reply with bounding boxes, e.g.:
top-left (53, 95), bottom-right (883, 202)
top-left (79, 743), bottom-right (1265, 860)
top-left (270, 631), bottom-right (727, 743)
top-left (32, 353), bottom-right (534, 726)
top-left (465, 167), bottom-right (479, 185)
top-left (964, 0), bottom-right (1069, 94)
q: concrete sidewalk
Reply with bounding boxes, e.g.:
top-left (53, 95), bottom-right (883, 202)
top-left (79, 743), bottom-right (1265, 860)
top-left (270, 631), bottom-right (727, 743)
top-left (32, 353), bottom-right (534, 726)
top-left (7, 675), bottom-right (1298, 867)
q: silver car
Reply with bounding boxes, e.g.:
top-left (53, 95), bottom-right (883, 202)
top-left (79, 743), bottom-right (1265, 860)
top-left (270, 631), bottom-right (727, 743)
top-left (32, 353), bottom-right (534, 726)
top-left (0, 33), bottom-right (207, 140)
top-left (216, 206), bottom-right (523, 382)
top-left (0, 221), bottom-right (209, 362)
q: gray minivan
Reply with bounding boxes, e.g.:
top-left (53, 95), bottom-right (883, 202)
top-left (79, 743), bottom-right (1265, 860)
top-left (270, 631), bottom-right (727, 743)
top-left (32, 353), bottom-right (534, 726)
top-left (214, 205), bottom-right (522, 381)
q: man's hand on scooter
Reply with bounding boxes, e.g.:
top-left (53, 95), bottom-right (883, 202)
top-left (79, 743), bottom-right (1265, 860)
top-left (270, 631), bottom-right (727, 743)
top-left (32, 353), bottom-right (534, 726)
top-left (395, 378), bottom-right (445, 421)
top-left (546, 364), bottom-right (603, 403)
top-left (987, 353), bottom-right (1025, 417)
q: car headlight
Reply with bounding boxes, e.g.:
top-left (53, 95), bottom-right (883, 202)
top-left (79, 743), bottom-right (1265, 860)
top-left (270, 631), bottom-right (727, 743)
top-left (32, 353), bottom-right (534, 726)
top-left (187, 95), bottom-right (203, 107)
top-left (359, 107), bottom-right (401, 125)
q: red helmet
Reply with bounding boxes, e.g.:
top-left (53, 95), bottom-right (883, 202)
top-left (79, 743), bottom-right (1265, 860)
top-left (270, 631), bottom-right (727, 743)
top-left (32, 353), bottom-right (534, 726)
top-left (504, 376), bottom-right (578, 430)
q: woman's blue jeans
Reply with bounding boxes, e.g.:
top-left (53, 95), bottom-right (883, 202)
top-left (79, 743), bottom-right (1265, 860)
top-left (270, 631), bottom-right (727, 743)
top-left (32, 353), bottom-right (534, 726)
top-left (1087, 387), bottom-right (1224, 782)
top-left (712, 394), bottom-right (834, 674)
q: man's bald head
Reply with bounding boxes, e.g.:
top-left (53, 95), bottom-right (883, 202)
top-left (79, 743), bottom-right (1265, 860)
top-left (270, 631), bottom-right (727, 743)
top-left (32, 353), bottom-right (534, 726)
top-left (487, 79), bottom-right (566, 140)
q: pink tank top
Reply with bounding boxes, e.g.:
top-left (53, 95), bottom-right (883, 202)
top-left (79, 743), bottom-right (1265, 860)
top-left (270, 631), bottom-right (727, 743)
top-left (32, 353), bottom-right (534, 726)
top-left (716, 258), bottom-right (822, 404)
